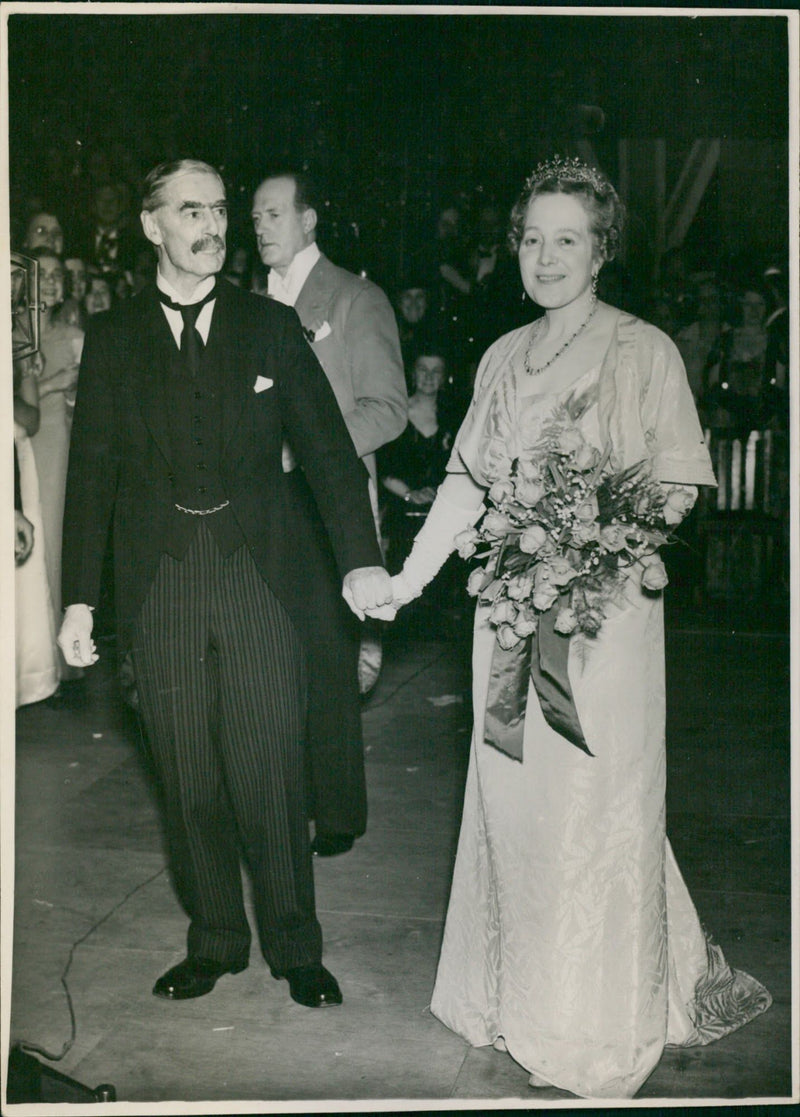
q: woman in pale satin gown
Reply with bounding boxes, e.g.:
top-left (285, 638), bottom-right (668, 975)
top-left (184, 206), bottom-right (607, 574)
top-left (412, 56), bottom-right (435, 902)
top-left (28, 247), bottom-right (85, 682)
top-left (14, 358), bottom-right (59, 707)
top-left (388, 159), bottom-right (771, 1099)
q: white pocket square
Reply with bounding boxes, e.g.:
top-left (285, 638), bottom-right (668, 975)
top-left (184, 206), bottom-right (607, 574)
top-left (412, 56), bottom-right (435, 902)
top-left (254, 376), bottom-right (274, 393)
top-left (304, 320), bottom-right (332, 343)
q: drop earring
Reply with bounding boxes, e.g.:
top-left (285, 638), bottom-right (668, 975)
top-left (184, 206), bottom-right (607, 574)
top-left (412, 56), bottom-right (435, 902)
top-left (591, 271), bottom-right (599, 301)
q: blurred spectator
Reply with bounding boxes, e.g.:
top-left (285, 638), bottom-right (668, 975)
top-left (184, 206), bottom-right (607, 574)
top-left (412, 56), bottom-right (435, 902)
top-left (394, 283), bottom-right (437, 375)
top-left (14, 356), bottom-right (60, 707)
top-left (223, 244), bottom-right (253, 287)
top-left (84, 270), bottom-right (114, 316)
top-left (72, 179), bottom-right (145, 276)
top-left (761, 262), bottom-right (789, 428)
top-left (657, 245), bottom-right (692, 332)
top-left (469, 201), bottom-right (531, 361)
top-left (27, 247), bottom-right (85, 689)
top-left (59, 255), bottom-right (89, 330)
top-left (130, 246), bottom-right (157, 295)
top-left (675, 277), bottom-right (723, 403)
top-left (703, 284), bottom-right (768, 432)
top-left (379, 350), bottom-right (459, 575)
top-left (22, 209), bottom-right (65, 256)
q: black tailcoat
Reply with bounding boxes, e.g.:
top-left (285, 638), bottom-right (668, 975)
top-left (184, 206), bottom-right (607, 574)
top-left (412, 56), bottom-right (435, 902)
top-left (62, 279), bottom-right (382, 643)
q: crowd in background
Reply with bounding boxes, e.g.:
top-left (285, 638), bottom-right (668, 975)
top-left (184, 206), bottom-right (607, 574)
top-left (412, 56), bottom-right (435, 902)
top-left (10, 146), bottom-right (791, 707)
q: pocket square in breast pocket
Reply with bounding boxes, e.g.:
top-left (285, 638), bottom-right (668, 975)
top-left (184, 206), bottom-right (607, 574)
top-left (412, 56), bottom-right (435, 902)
top-left (254, 376), bottom-right (274, 393)
top-left (304, 320), bottom-right (332, 344)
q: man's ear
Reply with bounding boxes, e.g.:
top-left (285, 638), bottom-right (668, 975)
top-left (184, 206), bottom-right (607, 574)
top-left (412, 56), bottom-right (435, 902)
top-left (302, 207), bottom-right (318, 237)
top-left (141, 209), bottom-right (163, 247)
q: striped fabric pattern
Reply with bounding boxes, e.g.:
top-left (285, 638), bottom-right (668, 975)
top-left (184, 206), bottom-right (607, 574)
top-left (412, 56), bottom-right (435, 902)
top-left (131, 522), bottom-right (323, 973)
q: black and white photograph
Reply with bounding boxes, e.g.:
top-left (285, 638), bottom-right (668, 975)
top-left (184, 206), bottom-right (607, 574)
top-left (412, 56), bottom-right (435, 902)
top-left (1, 3), bottom-right (796, 1110)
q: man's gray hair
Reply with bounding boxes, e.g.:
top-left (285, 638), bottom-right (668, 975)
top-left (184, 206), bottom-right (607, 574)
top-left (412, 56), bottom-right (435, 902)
top-left (141, 160), bottom-right (223, 212)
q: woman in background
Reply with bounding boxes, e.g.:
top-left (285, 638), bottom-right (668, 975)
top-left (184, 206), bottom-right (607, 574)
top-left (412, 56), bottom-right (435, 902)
top-left (14, 356), bottom-right (59, 706)
top-left (28, 246), bottom-right (84, 684)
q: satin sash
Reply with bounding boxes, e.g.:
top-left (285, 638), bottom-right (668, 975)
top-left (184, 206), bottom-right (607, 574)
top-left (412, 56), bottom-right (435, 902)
top-left (484, 604), bottom-right (592, 760)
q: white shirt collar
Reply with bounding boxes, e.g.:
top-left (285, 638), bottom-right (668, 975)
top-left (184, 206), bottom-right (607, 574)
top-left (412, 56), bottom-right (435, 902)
top-left (156, 272), bottom-right (217, 306)
top-left (267, 242), bottom-right (320, 307)
top-left (156, 273), bottom-right (217, 346)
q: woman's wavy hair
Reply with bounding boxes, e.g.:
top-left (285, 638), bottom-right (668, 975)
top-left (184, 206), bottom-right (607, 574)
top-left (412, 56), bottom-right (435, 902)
top-left (508, 160), bottom-right (625, 264)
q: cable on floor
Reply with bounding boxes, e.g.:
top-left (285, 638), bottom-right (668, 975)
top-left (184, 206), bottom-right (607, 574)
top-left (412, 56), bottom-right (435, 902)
top-left (18, 866), bottom-right (166, 1062)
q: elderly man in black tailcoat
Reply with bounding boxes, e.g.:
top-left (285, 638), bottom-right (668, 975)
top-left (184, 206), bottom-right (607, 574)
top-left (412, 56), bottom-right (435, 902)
top-left (58, 159), bottom-right (393, 1008)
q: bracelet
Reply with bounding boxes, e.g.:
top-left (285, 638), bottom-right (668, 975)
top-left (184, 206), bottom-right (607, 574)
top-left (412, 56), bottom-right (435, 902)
top-left (403, 491), bottom-right (412, 502)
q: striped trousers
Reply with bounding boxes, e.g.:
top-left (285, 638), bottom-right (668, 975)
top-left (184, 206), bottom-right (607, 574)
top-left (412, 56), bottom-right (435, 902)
top-left (130, 522), bottom-right (322, 973)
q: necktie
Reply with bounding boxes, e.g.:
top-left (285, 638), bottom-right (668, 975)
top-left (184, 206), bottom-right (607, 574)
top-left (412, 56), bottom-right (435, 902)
top-left (158, 285), bottom-right (216, 377)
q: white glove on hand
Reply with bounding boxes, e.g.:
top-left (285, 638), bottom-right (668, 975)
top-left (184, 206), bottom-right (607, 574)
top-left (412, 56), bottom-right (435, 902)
top-left (58, 604), bottom-right (98, 667)
top-left (391, 488), bottom-right (484, 607)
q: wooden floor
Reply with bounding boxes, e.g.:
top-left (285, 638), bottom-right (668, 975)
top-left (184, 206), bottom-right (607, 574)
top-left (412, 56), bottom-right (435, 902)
top-left (6, 594), bottom-right (795, 1109)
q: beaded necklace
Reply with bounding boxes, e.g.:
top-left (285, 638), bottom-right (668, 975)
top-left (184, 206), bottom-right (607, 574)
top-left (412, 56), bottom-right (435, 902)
top-left (524, 298), bottom-right (598, 376)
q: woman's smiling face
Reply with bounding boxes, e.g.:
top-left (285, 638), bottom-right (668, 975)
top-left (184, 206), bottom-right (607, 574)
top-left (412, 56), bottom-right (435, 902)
top-left (517, 191), bottom-right (598, 309)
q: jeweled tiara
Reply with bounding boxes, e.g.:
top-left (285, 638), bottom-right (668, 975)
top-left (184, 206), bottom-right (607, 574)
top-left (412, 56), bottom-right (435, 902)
top-left (525, 156), bottom-right (608, 194)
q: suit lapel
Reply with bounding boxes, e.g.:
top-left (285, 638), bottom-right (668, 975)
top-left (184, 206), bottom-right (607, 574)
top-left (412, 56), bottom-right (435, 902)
top-left (134, 287), bottom-right (178, 466)
top-left (210, 282), bottom-right (255, 454)
top-left (294, 255), bottom-right (330, 331)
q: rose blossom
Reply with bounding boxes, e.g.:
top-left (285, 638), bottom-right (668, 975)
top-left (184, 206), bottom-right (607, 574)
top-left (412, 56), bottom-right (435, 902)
top-left (578, 606), bottom-right (605, 635)
top-left (513, 610), bottom-right (538, 638)
top-left (455, 527), bottom-right (478, 559)
top-left (662, 485), bottom-right (697, 525)
top-left (554, 606), bottom-right (578, 634)
top-left (497, 623), bottom-right (522, 650)
top-left (482, 510), bottom-right (513, 538)
top-left (599, 523), bottom-right (629, 552)
top-left (548, 555), bottom-right (579, 586)
top-left (515, 477), bottom-right (546, 506)
top-left (517, 454), bottom-right (545, 483)
top-left (490, 599), bottom-right (517, 626)
top-left (506, 572), bottom-right (535, 601)
top-left (641, 557), bottom-right (669, 591)
top-left (532, 583), bottom-right (559, 612)
top-left (570, 520), bottom-right (601, 546)
top-left (519, 524), bottom-right (549, 554)
top-left (488, 478), bottom-right (515, 504)
top-left (574, 493), bottom-right (600, 523)
top-left (466, 567), bottom-right (485, 597)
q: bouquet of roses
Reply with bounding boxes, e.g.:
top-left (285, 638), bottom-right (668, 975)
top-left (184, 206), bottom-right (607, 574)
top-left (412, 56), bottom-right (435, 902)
top-left (454, 394), bottom-right (689, 651)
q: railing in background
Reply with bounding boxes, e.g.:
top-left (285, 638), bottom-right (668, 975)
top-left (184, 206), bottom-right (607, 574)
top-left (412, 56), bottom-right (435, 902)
top-left (698, 427), bottom-right (785, 602)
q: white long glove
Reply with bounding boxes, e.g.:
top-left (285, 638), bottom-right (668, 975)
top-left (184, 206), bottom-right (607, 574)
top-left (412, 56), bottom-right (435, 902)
top-left (391, 488), bottom-right (484, 607)
top-left (58, 604), bottom-right (98, 667)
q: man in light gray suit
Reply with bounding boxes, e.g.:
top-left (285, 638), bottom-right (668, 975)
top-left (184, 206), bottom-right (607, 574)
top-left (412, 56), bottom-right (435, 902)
top-left (252, 171), bottom-right (407, 857)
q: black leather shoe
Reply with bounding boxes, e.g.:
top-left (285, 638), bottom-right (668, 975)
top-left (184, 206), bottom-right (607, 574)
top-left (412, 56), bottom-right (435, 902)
top-left (272, 964), bottom-right (343, 1007)
top-left (153, 955), bottom-right (248, 1000)
top-left (311, 832), bottom-right (355, 857)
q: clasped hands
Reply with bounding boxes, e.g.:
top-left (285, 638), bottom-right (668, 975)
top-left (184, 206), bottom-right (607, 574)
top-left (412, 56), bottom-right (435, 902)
top-left (342, 567), bottom-right (413, 622)
top-left (59, 568), bottom-right (405, 668)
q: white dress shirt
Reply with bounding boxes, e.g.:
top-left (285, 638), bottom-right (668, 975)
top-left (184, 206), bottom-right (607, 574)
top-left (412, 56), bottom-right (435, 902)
top-left (266, 242), bottom-right (320, 308)
top-left (156, 273), bottom-right (216, 347)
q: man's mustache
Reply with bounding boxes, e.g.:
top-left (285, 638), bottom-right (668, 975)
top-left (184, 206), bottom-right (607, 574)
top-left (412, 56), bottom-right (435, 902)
top-left (192, 236), bottom-right (225, 254)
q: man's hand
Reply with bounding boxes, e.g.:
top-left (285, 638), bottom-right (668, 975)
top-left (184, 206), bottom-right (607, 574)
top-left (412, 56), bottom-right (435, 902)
top-left (58, 604), bottom-right (99, 667)
top-left (14, 510), bottom-right (34, 566)
top-left (342, 566), bottom-right (396, 621)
